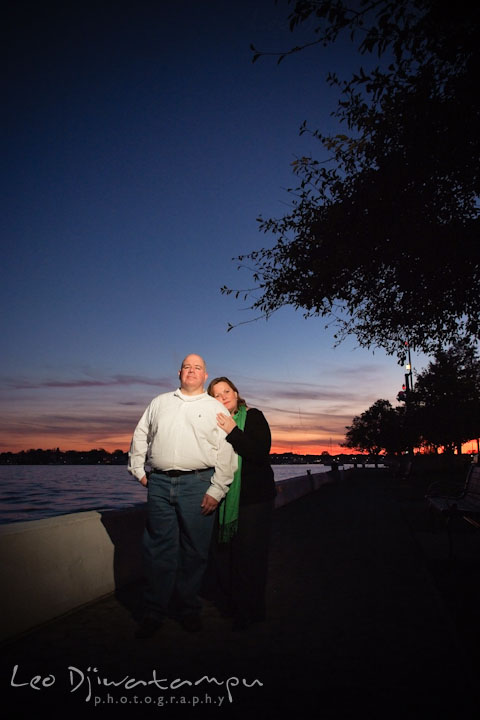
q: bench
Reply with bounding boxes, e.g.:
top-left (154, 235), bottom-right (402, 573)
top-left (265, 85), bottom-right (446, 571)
top-left (425, 463), bottom-right (480, 558)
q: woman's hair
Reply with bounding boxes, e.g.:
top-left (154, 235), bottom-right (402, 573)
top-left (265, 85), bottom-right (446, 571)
top-left (207, 376), bottom-right (247, 408)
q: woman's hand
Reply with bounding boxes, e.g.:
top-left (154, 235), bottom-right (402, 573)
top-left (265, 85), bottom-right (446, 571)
top-left (217, 412), bottom-right (236, 434)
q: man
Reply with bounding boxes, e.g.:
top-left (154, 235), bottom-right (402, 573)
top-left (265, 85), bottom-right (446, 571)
top-left (128, 353), bottom-right (237, 638)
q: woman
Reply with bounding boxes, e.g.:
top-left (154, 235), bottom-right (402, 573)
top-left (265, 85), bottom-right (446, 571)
top-left (205, 376), bottom-right (276, 630)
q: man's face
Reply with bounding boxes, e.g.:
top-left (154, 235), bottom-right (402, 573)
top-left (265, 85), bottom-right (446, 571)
top-left (179, 354), bottom-right (207, 395)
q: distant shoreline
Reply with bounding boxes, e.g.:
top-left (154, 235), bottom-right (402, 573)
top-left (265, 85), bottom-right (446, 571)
top-left (0, 452), bottom-right (373, 466)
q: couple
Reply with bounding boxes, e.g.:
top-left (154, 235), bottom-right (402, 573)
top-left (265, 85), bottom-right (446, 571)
top-left (128, 353), bottom-right (276, 637)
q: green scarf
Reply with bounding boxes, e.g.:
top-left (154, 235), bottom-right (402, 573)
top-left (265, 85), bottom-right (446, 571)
top-left (218, 404), bottom-right (247, 543)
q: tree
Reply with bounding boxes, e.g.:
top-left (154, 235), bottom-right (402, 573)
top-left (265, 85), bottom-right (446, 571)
top-left (343, 399), bottom-right (406, 455)
top-left (345, 340), bottom-right (480, 456)
top-left (409, 339), bottom-right (480, 453)
top-left (225, 0), bottom-right (480, 358)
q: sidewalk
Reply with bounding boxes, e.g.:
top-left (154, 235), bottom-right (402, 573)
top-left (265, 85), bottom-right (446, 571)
top-left (1, 469), bottom-right (478, 718)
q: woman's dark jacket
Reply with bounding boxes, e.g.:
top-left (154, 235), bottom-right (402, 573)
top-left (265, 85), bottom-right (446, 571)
top-left (225, 408), bottom-right (276, 506)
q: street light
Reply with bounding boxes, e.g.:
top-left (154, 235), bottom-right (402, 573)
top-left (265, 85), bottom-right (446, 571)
top-left (403, 341), bottom-right (414, 456)
top-left (404, 341), bottom-right (413, 393)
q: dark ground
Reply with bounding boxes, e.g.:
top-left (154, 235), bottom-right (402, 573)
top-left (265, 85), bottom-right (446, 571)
top-left (1, 467), bottom-right (479, 719)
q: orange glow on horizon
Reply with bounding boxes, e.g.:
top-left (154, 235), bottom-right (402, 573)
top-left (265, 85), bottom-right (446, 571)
top-left (0, 436), bottom-right (134, 454)
top-left (270, 443), bottom-right (352, 456)
top-left (3, 435), bottom-right (352, 457)
top-left (462, 439), bottom-right (480, 455)
top-left (3, 434), bottom-right (478, 457)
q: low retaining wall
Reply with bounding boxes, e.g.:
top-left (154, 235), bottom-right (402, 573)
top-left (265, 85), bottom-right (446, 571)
top-left (274, 469), bottom-right (339, 507)
top-left (0, 468), bottom-right (341, 642)
top-left (0, 505), bottom-right (147, 643)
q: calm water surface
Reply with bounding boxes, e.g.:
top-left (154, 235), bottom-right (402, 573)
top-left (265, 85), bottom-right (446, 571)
top-left (0, 464), bottom-right (336, 525)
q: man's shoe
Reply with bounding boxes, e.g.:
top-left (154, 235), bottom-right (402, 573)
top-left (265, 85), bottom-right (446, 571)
top-left (135, 616), bottom-right (162, 639)
top-left (180, 614), bottom-right (203, 632)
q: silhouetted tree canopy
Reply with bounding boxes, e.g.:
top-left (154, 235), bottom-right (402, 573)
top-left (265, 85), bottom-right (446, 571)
top-left (225, 0), bottom-right (480, 358)
top-left (343, 399), bottom-right (406, 454)
top-left (343, 339), bottom-right (480, 454)
top-left (410, 339), bottom-right (480, 453)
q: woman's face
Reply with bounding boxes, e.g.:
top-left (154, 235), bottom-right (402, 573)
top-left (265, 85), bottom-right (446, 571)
top-left (211, 381), bottom-right (238, 414)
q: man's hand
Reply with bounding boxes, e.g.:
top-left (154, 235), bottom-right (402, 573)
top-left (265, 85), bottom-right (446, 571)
top-left (140, 475), bottom-right (148, 487)
top-left (201, 493), bottom-right (218, 515)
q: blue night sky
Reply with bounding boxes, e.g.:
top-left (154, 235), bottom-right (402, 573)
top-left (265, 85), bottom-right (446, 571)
top-left (1, 0), bottom-right (427, 454)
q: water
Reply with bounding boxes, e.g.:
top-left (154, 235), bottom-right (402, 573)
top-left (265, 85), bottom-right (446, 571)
top-left (0, 464), bottom-right (335, 525)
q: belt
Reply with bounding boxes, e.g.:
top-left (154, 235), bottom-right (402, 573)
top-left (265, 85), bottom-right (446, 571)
top-left (151, 467), bottom-right (214, 477)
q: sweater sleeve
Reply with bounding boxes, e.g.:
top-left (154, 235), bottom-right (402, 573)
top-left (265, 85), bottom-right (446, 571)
top-left (226, 408), bottom-right (271, 461)
top-left (127, 402), bottom-right (152, 481)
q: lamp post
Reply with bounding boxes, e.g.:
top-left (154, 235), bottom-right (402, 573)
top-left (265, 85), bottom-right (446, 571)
top-left (404, 341), bottom-right (413, 395)
top-left (403, 341), bottom-right (414, 456)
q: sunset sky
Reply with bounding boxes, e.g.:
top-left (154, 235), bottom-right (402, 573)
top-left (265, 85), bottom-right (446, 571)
top-left (2, 0), bottom-right (434, 456)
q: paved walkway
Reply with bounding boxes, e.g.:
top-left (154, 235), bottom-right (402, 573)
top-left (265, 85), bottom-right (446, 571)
top-left (1, 469), bottom-right (478, 718)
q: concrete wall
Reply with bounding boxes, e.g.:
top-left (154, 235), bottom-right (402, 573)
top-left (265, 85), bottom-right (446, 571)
top-left (274, 469), bottom-right (338, 507)
top-left (0, 468), bottom-right (340, 642)
top-left (0, 504), bottom-right (146, 643)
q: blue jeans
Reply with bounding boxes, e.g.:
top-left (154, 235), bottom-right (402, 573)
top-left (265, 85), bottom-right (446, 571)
top-left (142, 469), bottom-right (215, 620)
